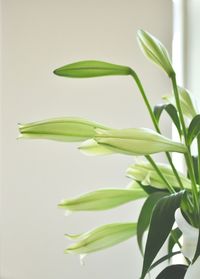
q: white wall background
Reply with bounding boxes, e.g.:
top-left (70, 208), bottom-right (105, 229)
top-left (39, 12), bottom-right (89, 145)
top-left (183, 0), bottom-right (200, 100)
top-left (1, 1), bottom-right (172, 278)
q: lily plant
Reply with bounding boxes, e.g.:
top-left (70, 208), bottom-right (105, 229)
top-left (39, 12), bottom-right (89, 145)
top-left (18, 30), bottom-right (200, 278)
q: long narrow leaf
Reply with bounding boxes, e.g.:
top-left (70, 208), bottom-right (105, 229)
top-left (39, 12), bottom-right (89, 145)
top-left (150, 251), bottom-right (181, 271)
top-left (192, 156), bottom-right (199, 184)
top-left (155, 264), bottom-right (187, 279)
top-left (137, 192), bottom-right (167, 254)
top-left (192, 229), bottom-right (200, 263)
top-left (154, 103), bottom-right (181, 136)
top-left (141, 191), bottom-right (184, 279)
top-left (187, 114), bottom-right (200, 145)
top-left (168, 227), bottom-right (182, 260)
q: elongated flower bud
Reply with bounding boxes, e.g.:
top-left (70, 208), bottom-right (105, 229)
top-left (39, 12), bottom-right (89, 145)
top-left (18, 117), bottom-right (110, 142)
top-left (58, 188), bottom-right (147, 212)
top-left (91, 128), bottom-right (186, 156)
top-left (164, 87), bottom-right (198, 120)
top-left (137, 29), bottom-right (174, 77)
top-left (64, 222), bottom-right (136, 255)
top-left (127, 162), bottom-right (191, 189)
top-left (53, 60), bottom-right (131, 78)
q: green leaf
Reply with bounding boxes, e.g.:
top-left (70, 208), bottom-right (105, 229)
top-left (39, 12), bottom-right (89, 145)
top-left (192, 230), bottom-right (200, 264)
top-left (137, 192), bottom-right (168, 254)
top-left (187, 115), bottom-right (200, 145)
top-left (141, 191), bottom-right (184, 279)
top-left (154, 103), bottom-right (181, 136)
top-left (64, 222), bottom-right (136, 255)
top-left (149, 251), bottom-right (181, 271)
top-left (168, 227), bottom-right (182, 259)
top-left (58, 188), bottom-right (147, 212)
top-left (53, 60), bottom-right (131, 78)
top-left (192, 156), bottom-right (199, 184)
top-left (139, 183), bottom-right (168, 195)
top-left (155, 265), bottom-right (187, 279)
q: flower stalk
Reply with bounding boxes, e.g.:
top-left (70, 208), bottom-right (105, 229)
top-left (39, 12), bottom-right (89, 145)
top-left (130, 70), bottom-right (185, 190)
top-left (171, 74), bottom-right (199, 215)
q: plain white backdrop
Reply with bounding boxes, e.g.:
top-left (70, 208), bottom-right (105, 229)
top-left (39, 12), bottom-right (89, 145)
top-left (1, 1), bottom-right (172, 278)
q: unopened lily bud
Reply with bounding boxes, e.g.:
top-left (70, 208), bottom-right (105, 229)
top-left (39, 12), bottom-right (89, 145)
top-left (163, 87), bottom-right (198, 120)
top-left (53, 60), bottom-right (131, 78)
top-left (18, 117), bottom-right (109, 142)
top-left (92, 128), bottom-right (186, 156)
top-left (64, 222), bottom-right (137, 255)
top-left (178, 87), bottom-right (198, 119)
top-left (58, 188), bottom-right (147, 212)
top-left (137, 29), bottom-right (174, 77)
top-left (127, 162), bottom-right (191, 189)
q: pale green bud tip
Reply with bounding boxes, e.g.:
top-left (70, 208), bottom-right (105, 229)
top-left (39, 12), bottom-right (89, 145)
top-left (53, 60), bottom-right (132, 78)
top-left (78, 139), bottom-right (114, 156)
top-left (64, 222), bottom-right (137, 255)
top-left (137, 29), bottom-right (174, 77)
top-left (18, 117), bottom-right (110, 142)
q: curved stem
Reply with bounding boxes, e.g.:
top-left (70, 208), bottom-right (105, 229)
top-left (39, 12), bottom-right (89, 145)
top-left (171, 75), bottom-right (187, 142)
top-left (130, 69), bottom-right (159, 131)
top-left (165, 152), bottom-right (184, 190)
top-left (145, 155), bottom-right (175, 194)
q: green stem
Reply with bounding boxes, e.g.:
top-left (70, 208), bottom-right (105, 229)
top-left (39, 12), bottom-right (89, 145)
top-left (171, 231), bottom-right (182, 250)
top-left (197, 136), bottom-right (200, 186)
top-left (185, 152), bottom-right (199, 216)
top-left (171, 74), bottom-right (199, 214)
top-left (171, 74), bottom-right (187, 142)
top-left (145, 155), bottom-right (175, 194)
top-left (130, 70), bottom-right (158, 131)
top-left (130, 69), bottom-right (184, 190)
top-left (165, 153), bottom-right (184, 190)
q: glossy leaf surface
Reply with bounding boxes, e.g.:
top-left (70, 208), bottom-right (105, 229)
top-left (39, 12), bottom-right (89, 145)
top-left (137, 192), bottom-right (167, 253)
top-left (187, 114), bottom-right (200, 145)
top-left (155, 265), bottom-right (187, 279)
top-left (141, 191), bottom-right (184, 278)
